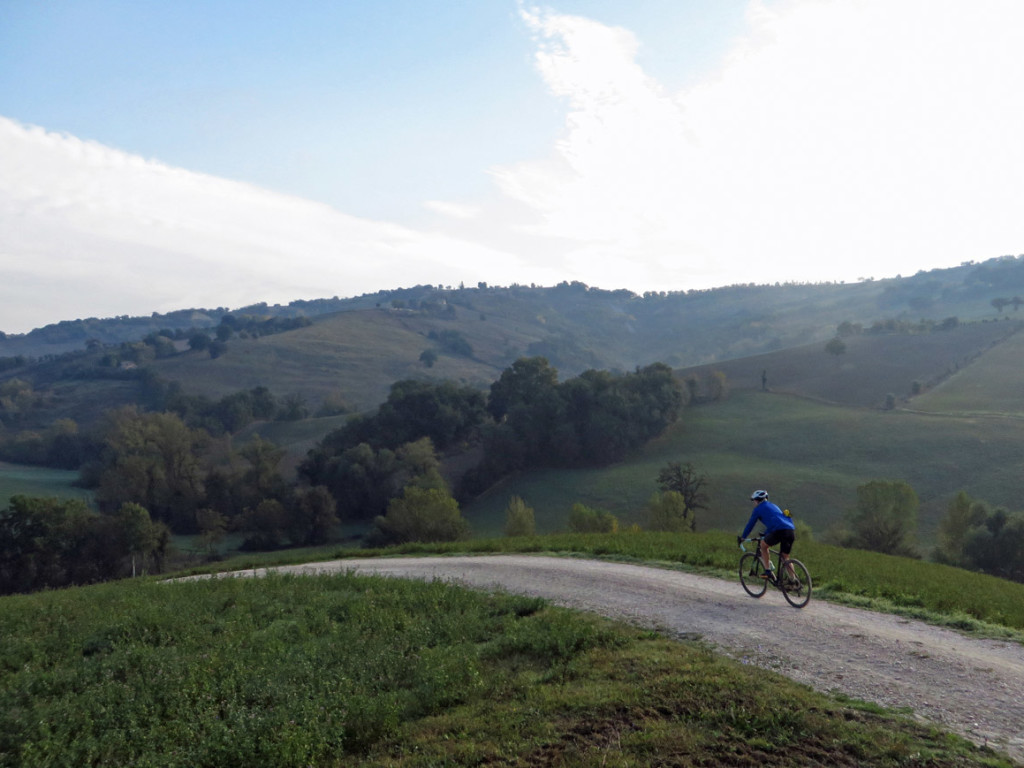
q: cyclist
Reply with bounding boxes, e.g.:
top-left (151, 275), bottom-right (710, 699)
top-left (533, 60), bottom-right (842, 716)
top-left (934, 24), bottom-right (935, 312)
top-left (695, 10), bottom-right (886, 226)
top-left (738, 490), bottom-right (795, 581)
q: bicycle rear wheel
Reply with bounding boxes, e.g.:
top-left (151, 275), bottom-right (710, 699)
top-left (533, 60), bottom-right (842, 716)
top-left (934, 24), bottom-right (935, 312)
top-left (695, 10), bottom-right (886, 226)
top-left (739, 552), bottom-right (768, 597)
top-left (779, 558), bottom-right (812, 608)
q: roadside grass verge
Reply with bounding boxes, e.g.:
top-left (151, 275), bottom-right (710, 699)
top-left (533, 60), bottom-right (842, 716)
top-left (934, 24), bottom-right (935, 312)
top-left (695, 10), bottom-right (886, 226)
top-left (183, 531), bottom-right (1024, 640)
top-left (0, 573), bottom-right (1013, 767)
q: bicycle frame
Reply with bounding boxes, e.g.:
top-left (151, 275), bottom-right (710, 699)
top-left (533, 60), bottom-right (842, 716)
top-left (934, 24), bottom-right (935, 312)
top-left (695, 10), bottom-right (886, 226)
top-left (738, 535), bottom-right (812, 608)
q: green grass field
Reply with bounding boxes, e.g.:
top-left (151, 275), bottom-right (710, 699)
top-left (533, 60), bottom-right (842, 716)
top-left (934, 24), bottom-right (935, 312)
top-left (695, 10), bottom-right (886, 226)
top-left (912, 326), bottom-right (1024, 416)
top-left (1, 554), bottom-right (1016, 768)
top-left (463, 389), bottom-right (1024, 548)
top-left (0, 461), bottom-right (92, 507)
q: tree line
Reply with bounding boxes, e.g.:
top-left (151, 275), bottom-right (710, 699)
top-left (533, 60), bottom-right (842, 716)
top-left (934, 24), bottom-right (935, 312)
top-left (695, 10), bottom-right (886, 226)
top-left (832, 479), bottom-right (1024, 583)
top-left (0, 357), bottom-right (686, 593)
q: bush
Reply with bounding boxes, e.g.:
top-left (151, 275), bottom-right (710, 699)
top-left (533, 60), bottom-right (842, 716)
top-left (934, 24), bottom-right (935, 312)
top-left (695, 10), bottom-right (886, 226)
top-left (368, 486), bottom-right (470, 546)
top-left (504, 496), bottom-right (536, 537)
top-left (567, 503), bottom-right (618, 534)
top-left (646, 491), bottom-right (694, 533)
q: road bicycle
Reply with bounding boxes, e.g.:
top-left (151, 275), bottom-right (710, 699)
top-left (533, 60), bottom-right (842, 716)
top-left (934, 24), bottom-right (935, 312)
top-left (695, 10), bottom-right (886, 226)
top-left (739, 536), bottom-right (812, 608)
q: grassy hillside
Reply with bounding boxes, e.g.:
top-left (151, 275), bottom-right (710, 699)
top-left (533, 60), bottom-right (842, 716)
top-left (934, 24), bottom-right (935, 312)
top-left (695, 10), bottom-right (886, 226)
top-left (463, 389), bottom-right (1024, 548)
top-left (2, 536), bottom-right (1019, 767)
top-left (912, 325), bottom-right (1024, 416)
top-left (681, 320), bottom-right (1021, 407)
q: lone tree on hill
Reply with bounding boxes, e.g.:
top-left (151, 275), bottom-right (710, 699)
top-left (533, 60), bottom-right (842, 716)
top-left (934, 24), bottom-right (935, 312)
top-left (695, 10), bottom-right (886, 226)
top-left (656, 462), bottom-right (709, 525)
top-left (825, 336), bottom-right (847, 359)
top-left (845, 479), bottom-right (919, 557)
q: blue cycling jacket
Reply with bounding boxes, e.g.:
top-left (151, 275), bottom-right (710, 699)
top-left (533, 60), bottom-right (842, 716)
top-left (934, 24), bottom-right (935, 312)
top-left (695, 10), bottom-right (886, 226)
top-left (741, 501), bottom-right (795, 539)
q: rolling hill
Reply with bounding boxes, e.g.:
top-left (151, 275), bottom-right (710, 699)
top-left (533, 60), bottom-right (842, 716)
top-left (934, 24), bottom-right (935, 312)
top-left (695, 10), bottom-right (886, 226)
top-left (4, 256), bottom-right (1024, 556)
top-left (461, 321), bottom-right (1024, 548)
top-left (5, 256), bottom-right (1024, 428)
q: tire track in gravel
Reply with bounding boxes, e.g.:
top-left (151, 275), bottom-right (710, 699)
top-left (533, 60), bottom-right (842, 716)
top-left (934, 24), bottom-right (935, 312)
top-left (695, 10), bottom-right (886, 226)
top-left (202, 554), bottom-right (1024, 763)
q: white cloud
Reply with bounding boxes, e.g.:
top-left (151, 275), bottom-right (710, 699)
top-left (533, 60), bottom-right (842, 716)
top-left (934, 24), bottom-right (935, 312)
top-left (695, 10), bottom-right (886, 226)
top-left (0, 117), bottom-right (552, 333)
top-left (497, 1), bottom-right (1024, 289)
top-left (423, 200), bottom-right (481, 220)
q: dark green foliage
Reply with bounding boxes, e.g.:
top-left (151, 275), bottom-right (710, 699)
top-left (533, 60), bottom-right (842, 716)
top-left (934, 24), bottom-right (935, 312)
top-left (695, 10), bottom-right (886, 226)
top-left (312, 379), bottom-right (486, 456)
top-left (0, 418), bottom-right (97, 469)
top-left (844, 480), bottom-right (919, 557)
top-left (825, 336), bottom-right (847, 356)
top-left (187, 331), bottom-right (210, 351)
top-left (366, 486), bottom-right (470, 546)
top-left (93, 407), bottom-right (207, 532)
top-left (289, 485), bottom-right (339, 546)
top-left (302, 438), bottom-right (446, 524)
top-left (566, 503), bottom-right (618, 533)
top-left (487, 356), bottom-right (559, 421)
top-left (0, 355), bottom-right (26, 373)
top-left (938, 492), bottom-right (1024, 581)
top-left (428, 328), bottom-right (473, 357)
top-left (479, 359), bottom-right (683, 477)
top-left (0, 495), bottom-right (167, 593)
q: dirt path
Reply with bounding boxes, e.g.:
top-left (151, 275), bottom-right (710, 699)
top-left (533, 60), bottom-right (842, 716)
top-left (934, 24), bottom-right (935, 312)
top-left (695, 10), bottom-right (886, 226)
top-left (209, 554), bottom-right (1024, 763)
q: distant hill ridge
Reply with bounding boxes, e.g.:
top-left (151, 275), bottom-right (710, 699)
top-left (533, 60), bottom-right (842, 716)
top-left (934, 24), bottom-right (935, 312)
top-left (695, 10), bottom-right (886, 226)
top-left (5, 254), bottom-right (1024, 365)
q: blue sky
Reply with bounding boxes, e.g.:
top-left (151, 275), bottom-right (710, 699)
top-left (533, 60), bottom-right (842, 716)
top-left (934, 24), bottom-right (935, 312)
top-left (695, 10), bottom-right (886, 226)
top-left (2, 1), bottom-right (1024, 333)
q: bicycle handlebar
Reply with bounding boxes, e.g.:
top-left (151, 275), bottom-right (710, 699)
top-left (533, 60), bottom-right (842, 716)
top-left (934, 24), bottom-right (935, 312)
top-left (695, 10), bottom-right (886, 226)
top-left (738, 535), bottom-right (764, 554)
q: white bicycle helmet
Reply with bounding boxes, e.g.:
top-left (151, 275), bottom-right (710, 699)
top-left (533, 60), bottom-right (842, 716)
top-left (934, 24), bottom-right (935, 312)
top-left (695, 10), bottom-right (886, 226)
top-left (750, 489), bottom-right (769, 501)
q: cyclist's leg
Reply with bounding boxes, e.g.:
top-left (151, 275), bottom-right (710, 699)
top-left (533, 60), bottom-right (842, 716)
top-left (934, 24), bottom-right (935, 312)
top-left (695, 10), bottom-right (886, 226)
top-left (778, 531), bottom-right (797, 578)
top-left (758, 538), bottom-right (772, 571)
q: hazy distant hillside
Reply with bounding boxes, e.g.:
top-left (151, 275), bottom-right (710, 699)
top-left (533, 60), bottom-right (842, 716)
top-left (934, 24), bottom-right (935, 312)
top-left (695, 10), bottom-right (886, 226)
top-left (4, 255), bottom-right (1024, 365)
top-left (3, 256), bottom-right (1024, 435)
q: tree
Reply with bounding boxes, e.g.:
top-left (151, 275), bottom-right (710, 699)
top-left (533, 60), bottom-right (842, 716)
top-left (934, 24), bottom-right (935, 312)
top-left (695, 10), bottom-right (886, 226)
top-left (188, 332), bottom-right (210, 352)
top-left (368, 486), bottom-right (469, 546)
top-left (825, 336), bottom-right (847, 358)
top-left (934, 491), bottom-right (987, 566)
top-left (845, 480), bottom-right (919, 556)
top-left (238, 434), bottom-right (286, 504)
top-left (419, 348), bottom-right (438, 368)
top-left (0, 496), bottom-right (127, 593)
top-left (241, 499), bottom-right (289, 550)
top-left (114, 502), bottom-right (162, 577)
top-left (290, 485), bottom-right (339, 546)
top-left (487, 357), bottom-right (559, 421)
top-left (504, 496), bottom-right (536, 537)
top-left (277, 393), bottom-right (308, 421)
top-left (656, 462), bottom-right (708, 526)
top-left (95, 407), bottom-right (206, 532)
top-left (195, 507), bottom-right (227, 556)
top-left (645, 491), bottom-right (693, 533)
top-left (706, 370), bottom-right (728, 402)
top-left (962, 511), bottom-right (1024, 581)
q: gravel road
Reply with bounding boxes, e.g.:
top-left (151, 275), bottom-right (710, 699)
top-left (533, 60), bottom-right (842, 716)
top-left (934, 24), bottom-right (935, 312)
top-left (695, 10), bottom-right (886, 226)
top-left (209, 554), bottom-right (1024, 763)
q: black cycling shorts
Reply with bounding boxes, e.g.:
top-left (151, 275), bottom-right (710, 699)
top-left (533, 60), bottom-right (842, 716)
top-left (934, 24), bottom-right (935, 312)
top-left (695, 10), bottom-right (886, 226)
top-left (764, 529), bottom-right (795, 555)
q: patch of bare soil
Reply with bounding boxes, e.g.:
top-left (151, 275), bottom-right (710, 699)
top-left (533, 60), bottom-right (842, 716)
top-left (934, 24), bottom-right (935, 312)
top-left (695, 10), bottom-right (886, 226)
top-left (208, 555), bottom-right (1024, 764)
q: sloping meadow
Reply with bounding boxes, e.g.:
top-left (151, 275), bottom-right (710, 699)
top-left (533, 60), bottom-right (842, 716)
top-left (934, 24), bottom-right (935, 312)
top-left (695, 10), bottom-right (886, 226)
top-left (2, 569), bottom-right (1014, 767)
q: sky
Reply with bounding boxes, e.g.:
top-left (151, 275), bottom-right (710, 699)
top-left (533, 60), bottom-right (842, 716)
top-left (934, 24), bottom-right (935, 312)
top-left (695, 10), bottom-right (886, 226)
top-left (2, 1), bottom-right (1024, 334)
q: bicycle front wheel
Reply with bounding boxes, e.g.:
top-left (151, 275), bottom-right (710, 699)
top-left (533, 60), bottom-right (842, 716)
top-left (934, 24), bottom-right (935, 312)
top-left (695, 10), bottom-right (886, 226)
top-left (779, 558), bottom-right (812, 608)
top-left (739, 552), bottom-right (768, 597)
